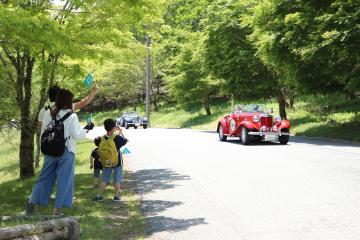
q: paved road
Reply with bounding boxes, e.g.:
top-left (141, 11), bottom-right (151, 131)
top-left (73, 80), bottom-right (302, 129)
top-left (89, 128), bottom-right (360, 240)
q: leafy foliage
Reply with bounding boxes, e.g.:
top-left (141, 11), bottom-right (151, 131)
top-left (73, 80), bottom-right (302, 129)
top-left (0, 0), bottom-right (162, 178)
top-left (203, 0), bottom-right (277, 98)
top-left (250, 0), bottom-right (360, 94)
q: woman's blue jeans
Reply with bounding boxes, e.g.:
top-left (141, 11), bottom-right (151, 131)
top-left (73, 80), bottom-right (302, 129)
top-left (29, 148), bottom-right (75, 208)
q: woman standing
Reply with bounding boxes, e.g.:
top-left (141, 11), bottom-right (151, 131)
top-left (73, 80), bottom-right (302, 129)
top-left (26, 89), bottom-right (94, 215)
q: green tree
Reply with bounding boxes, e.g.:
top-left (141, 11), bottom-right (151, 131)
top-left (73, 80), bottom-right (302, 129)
top-left (250, 0), bottom-right (360, 97)
top-left (166, 31), bottom-right (219, 115)
top-left (202, 0), bottom-right (295, 118)
top-left (155, 0), bottom-right (219, 115)
top-left (0, 0), bottom-right (158, 179)
top-left (203, 0), bottom-right (276, 99)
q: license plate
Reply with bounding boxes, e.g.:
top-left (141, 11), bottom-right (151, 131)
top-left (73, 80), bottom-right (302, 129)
top-left (135, 122), bottom-right (140, 126)
top-left (265, 133), bottom-right (277, 141)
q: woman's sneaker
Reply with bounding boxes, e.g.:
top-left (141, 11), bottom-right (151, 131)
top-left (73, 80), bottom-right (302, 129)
top-left (113, 195), bottom-right (121, 202)
top-left (25, 203), bottom-right (35, 215)
top-left (92, 195), bottom-right (103, 202)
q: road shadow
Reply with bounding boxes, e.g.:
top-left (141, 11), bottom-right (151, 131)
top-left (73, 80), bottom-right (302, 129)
top-left (140, 200), bottom-right (207, 235)
top-left (145, 216), bottom-right (207, 235)
top-left (127, 169), bottom-right (207, 236)
top-left (127, 168), bottom-right (191, 195)
top-left (140, 200), bottom-right (183, 216)
top-left (221, 139), bottom-right (285, 147)
top-left (291, 136), bottom-right (360, 147)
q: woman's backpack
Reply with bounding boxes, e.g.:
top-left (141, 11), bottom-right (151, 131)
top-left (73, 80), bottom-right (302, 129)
top-left (41, 112), bottom-right (73, 157)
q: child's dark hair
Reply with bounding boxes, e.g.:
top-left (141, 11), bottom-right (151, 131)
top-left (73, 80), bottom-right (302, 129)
top-left (94, 137), bottom-right (101, 146)
top-left (104, 118), bottom-right (116, 132)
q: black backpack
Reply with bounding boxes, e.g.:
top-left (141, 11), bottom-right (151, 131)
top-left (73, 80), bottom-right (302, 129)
top-left (41, 111), bottom-right (73, 157)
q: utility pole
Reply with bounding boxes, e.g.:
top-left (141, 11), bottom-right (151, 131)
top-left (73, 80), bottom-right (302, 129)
top-left (145, 33), bottom-right (151, 127)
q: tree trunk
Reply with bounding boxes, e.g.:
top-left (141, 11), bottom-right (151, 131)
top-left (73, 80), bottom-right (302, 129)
top-left (19, 128), bottom-right (35, 179)
top-left (133, 98), bottom-right (137, 111)
top-left (35, 130), bottom-right (41, 168)
top-left (289, 95), bottom-right (295, 110)
top-left (152, 92), bottom-right (158, 112)
top-left (277, 91), bottom-right (287, 120)
top-left (204, 94), bottom-right (211, 116)
top-left (2, 48), bottom-right (56, 179)
top-left (19, 56), bottom-right (36, 179)
top-left (152, 79), bottom-right (161, 112)
top-left (34, 54), bottom-right (59, 168)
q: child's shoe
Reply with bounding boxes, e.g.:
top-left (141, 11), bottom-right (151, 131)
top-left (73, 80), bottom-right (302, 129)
top-left (113, 195), bottom-right (121, 202)
top-left (92, 195), bottom-right (103, 202)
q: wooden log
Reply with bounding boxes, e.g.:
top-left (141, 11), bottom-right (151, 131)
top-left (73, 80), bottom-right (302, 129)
top-left (0, 217), bottom-right (80, 240)
top-left (1, 215), bottom-right (64, 222)
top-left (12, 229), bottom-right (68, 240)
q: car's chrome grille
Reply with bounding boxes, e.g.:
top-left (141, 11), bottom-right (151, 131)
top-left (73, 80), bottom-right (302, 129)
top-left (261, 116), bottom-right (273, 128)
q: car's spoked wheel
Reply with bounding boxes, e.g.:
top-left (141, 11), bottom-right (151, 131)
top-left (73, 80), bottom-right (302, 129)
top-left (218, 125), bottom-right (227, 141)
top-left (241, 127), bottom-right (250, 145)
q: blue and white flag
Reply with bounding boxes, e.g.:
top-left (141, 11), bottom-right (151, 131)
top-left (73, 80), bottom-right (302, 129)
top-left (121, 147), bottom-right (131, 154)
top-left (83, 73), bottom-right (93, 88)
top-left (87, 113), bottom-right (93, 124)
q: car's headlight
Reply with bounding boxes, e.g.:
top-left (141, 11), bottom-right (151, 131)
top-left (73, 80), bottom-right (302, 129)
top-left (275, 116), bottom-right (281, 123)
top-left (253, 116), bottom-right (259, 122)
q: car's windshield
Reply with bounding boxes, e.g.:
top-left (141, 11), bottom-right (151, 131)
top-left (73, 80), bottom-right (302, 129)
top-left (234, 104), bottom-right (270, 113)
top-left (123, 113), bottom-right (139, 118)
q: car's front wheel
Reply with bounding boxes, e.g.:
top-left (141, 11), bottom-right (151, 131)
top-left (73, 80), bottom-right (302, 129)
top-left (218, 125), bottom-right (227, 141)
top-left (279, 128), bottom-right (289, 145)
top-left (134, 126), bottom-right (138, 129)
top-left (125, 122), bottom-right (129, 129)
top-left (143, 124), bottom-right (147, 129)
top-left (241, 127), bottom-right (250, 145)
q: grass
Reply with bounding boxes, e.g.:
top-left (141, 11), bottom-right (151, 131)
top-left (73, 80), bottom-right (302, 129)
top-left (288, 94), bottom-right (360, 142)
top-left (0, 135), bottom-right (145, 239)
top-left (80, 93), bottom-right (360, 142)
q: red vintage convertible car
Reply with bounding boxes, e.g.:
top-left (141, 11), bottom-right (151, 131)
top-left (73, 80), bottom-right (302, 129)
top-left (217, 105), bottom-right (291, 145)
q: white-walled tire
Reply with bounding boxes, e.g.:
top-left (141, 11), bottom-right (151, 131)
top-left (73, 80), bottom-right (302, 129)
top-left (218, 125), bottom-right (227, 141)
top-left (241, 127), bottom-right (250, 145)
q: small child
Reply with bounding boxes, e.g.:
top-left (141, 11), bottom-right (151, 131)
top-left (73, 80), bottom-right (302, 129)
top-left (90, 137), bottom-right (102, 188)
top-left (93, 118), bottom-right (128, 202)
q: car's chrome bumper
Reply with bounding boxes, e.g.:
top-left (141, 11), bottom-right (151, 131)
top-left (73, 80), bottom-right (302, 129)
top-left (248, 131), bottom-right (290, 136)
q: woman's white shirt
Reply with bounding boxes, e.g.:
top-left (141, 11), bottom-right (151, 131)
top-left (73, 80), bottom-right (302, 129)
top-left (41, 109), bottom-right (87, 154)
